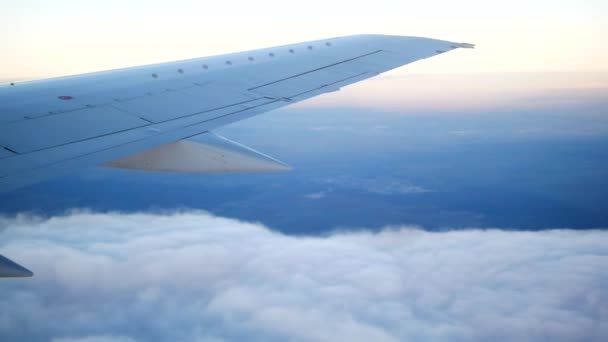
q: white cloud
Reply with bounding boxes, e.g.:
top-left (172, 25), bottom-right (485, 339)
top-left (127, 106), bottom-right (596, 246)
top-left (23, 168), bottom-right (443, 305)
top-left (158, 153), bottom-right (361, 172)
top-left (449, 129), bottom-right (477, 136)
top-left (304, 192), bottom-right (326, 200)
top-left (310, 125), bottom-right (356, 132)
top-left (318, 176), bottom-right (432, 195)
top-left (1, 211), bottom-right (607, 342)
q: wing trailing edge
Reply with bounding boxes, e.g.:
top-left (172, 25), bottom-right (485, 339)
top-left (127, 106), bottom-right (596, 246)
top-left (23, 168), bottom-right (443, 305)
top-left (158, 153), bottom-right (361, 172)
top-left (104, 132), bottom-right (290, 173)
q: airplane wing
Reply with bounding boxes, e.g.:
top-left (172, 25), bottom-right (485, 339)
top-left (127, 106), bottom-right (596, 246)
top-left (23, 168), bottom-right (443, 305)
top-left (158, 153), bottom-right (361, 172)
top-left (0, 34), bottom-right (473, 192)
top-left (0, 34), bottom-right (472, 276)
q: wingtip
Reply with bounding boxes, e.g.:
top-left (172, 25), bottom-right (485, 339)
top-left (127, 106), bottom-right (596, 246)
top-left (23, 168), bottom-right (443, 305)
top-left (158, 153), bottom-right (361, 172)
top-left (458, 42), bottom-right (475, 49)
top-left (0, 255), bottom-right (34, 278)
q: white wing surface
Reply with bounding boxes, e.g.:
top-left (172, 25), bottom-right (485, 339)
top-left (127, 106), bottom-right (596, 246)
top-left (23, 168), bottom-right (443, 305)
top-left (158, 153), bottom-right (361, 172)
top-left (0, 34), bottom-right (473, 192)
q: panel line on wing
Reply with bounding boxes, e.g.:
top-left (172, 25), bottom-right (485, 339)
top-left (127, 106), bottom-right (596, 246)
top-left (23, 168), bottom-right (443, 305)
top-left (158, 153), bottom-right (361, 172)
top-left (0, 95), bottom-right (272, 154)
top-left (0, 98), bottom-right (288, 178)
top-left (289, 71), bottom-right (371, 98)
top-left (1, 98), bottom-right (283, 155)
top-left (247, 50), bottom-right (383, 91)
top-left (109, 105), bottom-right (156, 124)
top-left (179, 99), bottom-right (285, 130)
top-left (116, 94), bottom-right (262, 124)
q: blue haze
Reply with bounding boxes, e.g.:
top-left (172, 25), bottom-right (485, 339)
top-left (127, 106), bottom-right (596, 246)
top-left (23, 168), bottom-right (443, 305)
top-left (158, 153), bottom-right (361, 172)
top-left (1, 102), bottom-right (607, 234)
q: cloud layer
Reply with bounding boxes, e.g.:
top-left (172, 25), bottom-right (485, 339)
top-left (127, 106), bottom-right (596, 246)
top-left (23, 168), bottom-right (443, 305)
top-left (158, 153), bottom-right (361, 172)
top-left (1, 211), bottom-right (607, 342)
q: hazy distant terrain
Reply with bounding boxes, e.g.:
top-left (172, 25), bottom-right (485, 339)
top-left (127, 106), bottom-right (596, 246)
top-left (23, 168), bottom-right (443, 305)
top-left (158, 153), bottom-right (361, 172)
top-left (3, 87), bottom-right (607, 233)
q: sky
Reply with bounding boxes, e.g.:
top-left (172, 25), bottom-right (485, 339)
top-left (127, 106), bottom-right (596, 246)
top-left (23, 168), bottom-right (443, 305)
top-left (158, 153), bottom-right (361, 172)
top-left (1, 1), bottom-right (608, 341)
top-left (1, 1), bottom-right (606, 111)
top-left (1, 1), bottom-right (606, 77)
